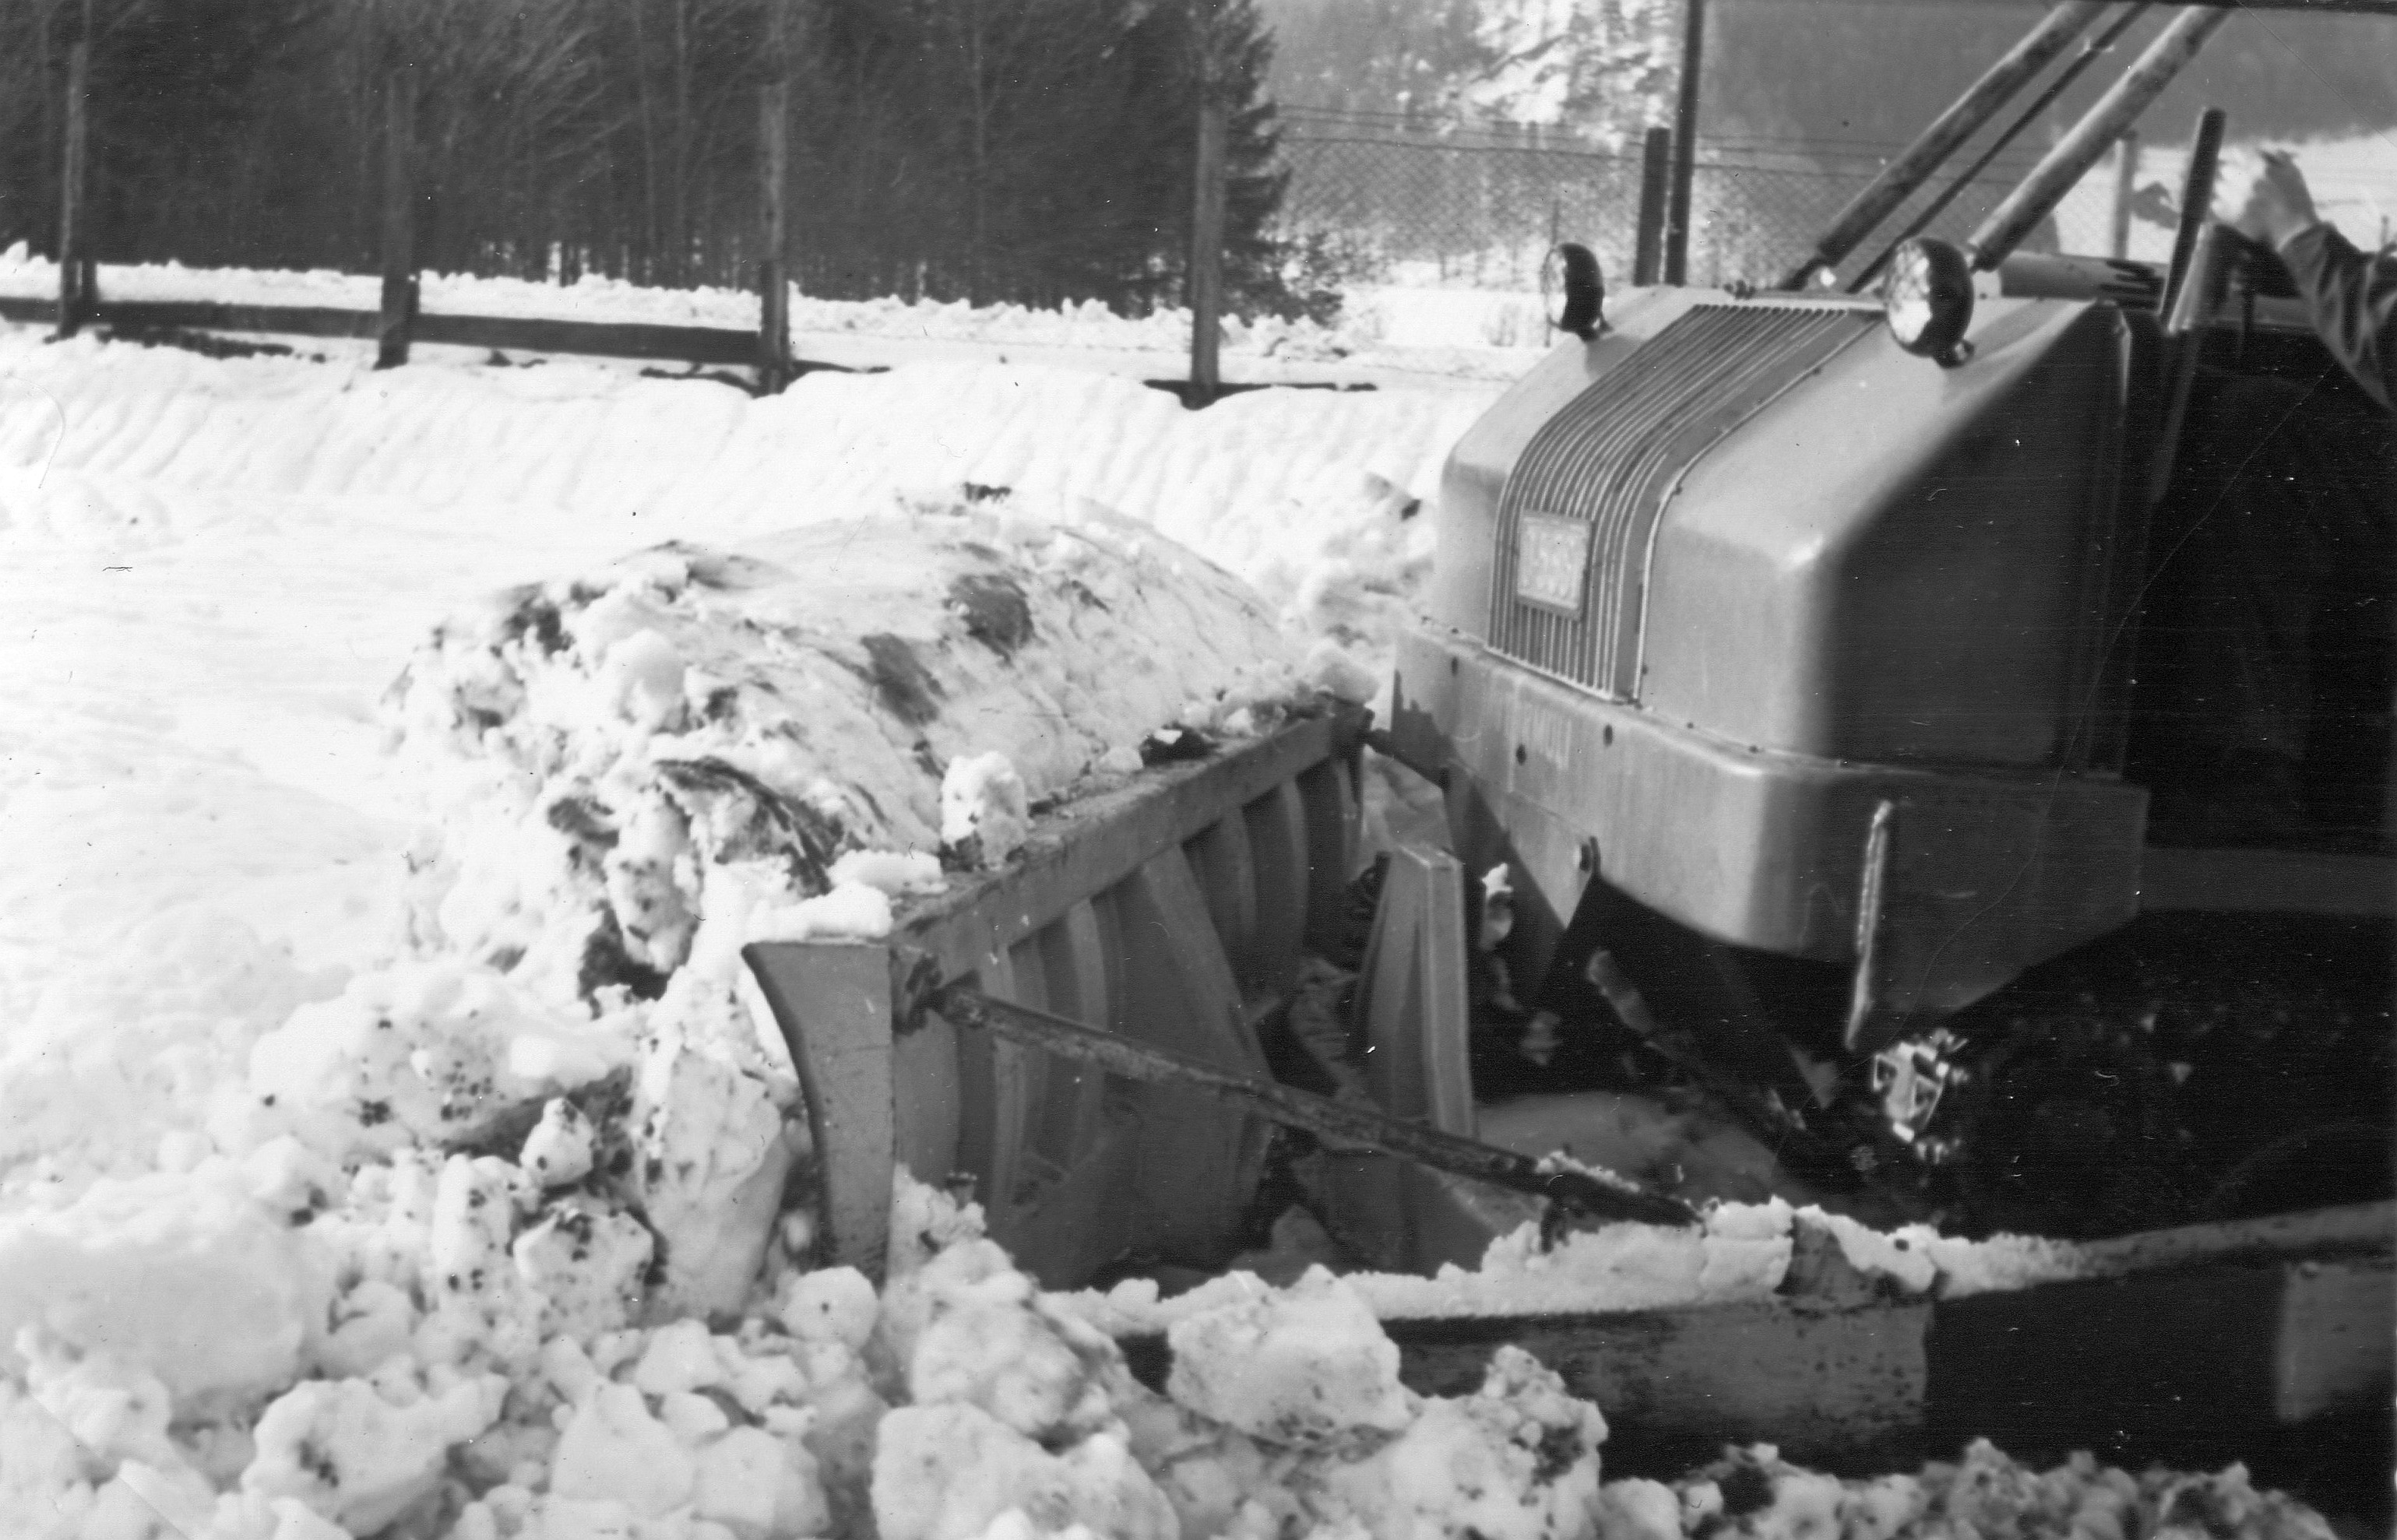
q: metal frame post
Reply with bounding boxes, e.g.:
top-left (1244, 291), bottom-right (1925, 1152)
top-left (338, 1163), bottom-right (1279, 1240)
top-left (1664, 0), bottom-right (1706, 286)
top-left (2110, 130), bottom-right (2142, 258)
top-left (1635, 127), bottom-right (1673, 286)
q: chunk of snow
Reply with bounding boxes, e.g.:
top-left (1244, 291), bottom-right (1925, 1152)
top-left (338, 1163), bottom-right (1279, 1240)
top-left (1165, 1269), bottom-right (1414, 1447)
top-left (695, 1423), bottom-right (831, 1540)
top-left (750, 881), bottom-right (895, 944)
top-left (1595, 1478), bottom-right (1685, 1540)
top-left (600, 628), bottom-right (690, 733)
top-left (633, 1319), bottom-right (723, 1398)
top-left (424, 1153), bottom-right (543, 1368)
top-left (1304, 638), bottom-right (1382, 705)
top-left (631, 1039), bottom-right (797, 1320)
top-left (1309, 1346), bottom-right (1606, 1540)
top-left (241, 962), bottom-right (625, 1164)
top-left (942, 751), bottom-right (1031, 867)
top-left (873, 1404), bottom-right (1177, 1540)
top-left (829, 848), bottom-right (948, 897)
top-left (550, 1382), bottom-right (695, 1517)
top-left (512, 1198), bottom-right (656, 1343)
top-left (242, 1366), bottom-right (508, 1534)
top-left (909, 1261), bottom-right (1128, 1447)
top-left (0, 1162), bottom-right (329, 1416)
top-left (776, 1267), bottom-right (880, 1352)
top-left (521, 1098), bottom-right (597, 1188)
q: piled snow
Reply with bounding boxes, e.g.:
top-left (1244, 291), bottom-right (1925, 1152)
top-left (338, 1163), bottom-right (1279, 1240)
top-left (383, 512), bottom-right (1304, 1011)
top-left (870, 1179), bottom-right (1610, 1540)
top-left (349, 510), bottom-right (1316, 1340)
top-left (0, 1163), bottom-right (2342, 1540)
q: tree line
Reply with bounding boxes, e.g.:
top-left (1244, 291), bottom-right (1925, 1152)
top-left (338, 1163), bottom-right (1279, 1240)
top-left (0, 0), bottom-right (1300, 315)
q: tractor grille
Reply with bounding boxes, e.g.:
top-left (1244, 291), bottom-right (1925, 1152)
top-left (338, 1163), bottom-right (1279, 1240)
top-left (1490, 304), bottom-right (1875, 698)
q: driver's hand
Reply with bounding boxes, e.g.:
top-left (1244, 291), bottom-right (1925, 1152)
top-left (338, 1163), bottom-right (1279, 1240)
top-left (2217, 148), bottom-right (2321, 251)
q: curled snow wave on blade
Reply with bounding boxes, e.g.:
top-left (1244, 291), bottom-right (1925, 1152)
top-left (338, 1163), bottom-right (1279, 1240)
top-left (384, 505), bottom-right (1308, 1011)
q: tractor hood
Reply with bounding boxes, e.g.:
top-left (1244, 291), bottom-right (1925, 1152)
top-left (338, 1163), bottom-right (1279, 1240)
top-left (1431, 284), bottom-right (2145, 772)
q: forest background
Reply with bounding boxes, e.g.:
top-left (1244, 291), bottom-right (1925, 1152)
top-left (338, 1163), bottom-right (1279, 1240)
top-left (0, 0), bottom-right (2388, 319)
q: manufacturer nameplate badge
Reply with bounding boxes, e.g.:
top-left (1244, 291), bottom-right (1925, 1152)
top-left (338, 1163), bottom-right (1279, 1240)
top-left (1514, 511), bottom-right (1592, 617)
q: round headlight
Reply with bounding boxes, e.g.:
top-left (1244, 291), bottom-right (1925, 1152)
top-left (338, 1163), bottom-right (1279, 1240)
top-left (1543, 243), bottom-right (1604, 342)
top-left (1882, 237), bottom-right (1974, 365)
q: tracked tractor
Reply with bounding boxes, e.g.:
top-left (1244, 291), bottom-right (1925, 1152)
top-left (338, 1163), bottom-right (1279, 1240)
top-left (744, 0), bottom-right (2394, 1480)
top-left (1385, 0), bottom-right (2394, 1211)
top-left (737, 0), bottom-right (2397, 1274)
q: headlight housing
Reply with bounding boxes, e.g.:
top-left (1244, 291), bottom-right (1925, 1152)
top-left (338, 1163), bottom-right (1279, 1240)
top-left (1882, 237), bottom-right (1974, 366)
top-left (1543, 243), bottom-right (1604, 342)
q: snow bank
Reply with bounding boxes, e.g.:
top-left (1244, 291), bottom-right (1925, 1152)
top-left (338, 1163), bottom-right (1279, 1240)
top-left (0, 1169), bottom-right (2342, 1540)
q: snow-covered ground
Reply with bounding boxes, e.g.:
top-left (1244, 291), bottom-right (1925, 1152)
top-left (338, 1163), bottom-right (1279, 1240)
top-left (0, 280), bottom-right (2349, 1540)
top-left (0, 321), bottom-right (1485, 1195)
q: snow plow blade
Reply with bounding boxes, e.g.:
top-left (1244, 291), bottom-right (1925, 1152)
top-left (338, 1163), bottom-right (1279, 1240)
top-left (742, 702), bottom-right (2388, 1478)
top-left (746, 705), bottom-right (1367, 1288)
top-left (1119, 1200), bottom-right (2393, 1475)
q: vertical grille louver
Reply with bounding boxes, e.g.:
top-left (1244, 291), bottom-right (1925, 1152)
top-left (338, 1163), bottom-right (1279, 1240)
top-left (1491, 304), bottom-right (1876, 698)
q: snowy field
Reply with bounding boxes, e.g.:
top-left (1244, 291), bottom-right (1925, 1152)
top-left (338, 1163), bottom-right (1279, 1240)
top-left (0, 282), bottom-right (2352, 1540)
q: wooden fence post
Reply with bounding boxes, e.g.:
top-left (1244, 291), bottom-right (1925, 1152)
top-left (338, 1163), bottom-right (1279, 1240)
top-left (1634, 126), bottom-right (1672, 287)
top-left (377, 73), bottom-right (417, 370)
top-left (2109, 130), bottom-right (2139, 260)
top-left (1664, 0), bottom-right (1706, 287)
top-left (756, 0), bottom-right (794, 393)
top-left (1188, 47), bottom-right (1229, 407)
top-left (55, 39), bottom-right (90, 339)
top-left (759, 81), bottom-right (792, 393)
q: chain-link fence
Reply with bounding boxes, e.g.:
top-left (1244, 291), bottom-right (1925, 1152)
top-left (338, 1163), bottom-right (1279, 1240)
top-left (1274, 107), bottom-right (2124, 294)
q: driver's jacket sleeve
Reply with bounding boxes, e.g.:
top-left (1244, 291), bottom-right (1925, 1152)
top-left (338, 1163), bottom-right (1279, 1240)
top-left (2279, 223), bottom-right (2396, 414)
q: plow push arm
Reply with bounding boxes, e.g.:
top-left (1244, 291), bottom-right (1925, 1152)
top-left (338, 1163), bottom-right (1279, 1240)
top-left (924, 979), bottom-right (1700, 1231)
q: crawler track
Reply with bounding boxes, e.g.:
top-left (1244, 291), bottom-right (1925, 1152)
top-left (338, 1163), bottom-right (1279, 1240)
top-left (1920, 909), bottom-right (2395, 1239)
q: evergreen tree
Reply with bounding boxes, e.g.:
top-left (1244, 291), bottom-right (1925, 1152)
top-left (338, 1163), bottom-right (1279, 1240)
top-left (0, 0), bottom-right (1290, 314)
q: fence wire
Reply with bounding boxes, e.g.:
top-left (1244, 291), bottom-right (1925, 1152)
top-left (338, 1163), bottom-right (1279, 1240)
top-left (1274, 112), bottom-right (2121, 294)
